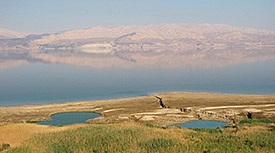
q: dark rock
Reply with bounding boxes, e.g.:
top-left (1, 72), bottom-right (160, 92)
top-left (247, 112), bottom-right (253, 119)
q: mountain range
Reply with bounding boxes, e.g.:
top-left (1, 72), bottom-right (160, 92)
top-left (0, 24), bottom-right (274, 52)
top-left (0, 24), bottom-right (275, 69)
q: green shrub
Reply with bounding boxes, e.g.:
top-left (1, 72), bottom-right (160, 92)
top-left (143, 123), bottom-right (167, 129)
top-left (25, 120), bottom-right (39, 123)
top-left (239, 119), bottom-right (275, 125)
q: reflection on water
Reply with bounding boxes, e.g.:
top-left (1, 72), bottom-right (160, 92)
top-left (37, 112), bottom-right (101, 126)
top-left (0, 48), bottom-right (275, 69)
top-left (0, 49), bottom-right (275, 106)
top-left (170, 120), bottom-right (228, 129)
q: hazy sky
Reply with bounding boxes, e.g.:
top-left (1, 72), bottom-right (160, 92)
top-left (0, 0), bottom-right (274, 33)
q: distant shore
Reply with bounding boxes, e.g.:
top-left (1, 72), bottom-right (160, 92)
top-left (1, 92), bottom-right (275, 126)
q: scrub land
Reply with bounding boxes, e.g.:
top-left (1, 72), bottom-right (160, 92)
top-left (0, 92), bottom-right (275, 152)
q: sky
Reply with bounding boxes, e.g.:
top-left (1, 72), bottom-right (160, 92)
top-left (0, 0), bottom-right (274, 33)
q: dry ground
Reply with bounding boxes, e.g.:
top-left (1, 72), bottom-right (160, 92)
top-left (0, 92), bottom-right (274, 126)
top-left (0, 123), bottom-right (87, 147)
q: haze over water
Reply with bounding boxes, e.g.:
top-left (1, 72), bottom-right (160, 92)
top-left (0, 50), bottom-right (274, 107)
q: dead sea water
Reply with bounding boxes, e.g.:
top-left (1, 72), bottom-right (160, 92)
top-left (36, 112), bottom-right (101, 126)
top-left (0, 50), bottom-right (275, 107)
top-left (170, 120), bottom-right (228, 129)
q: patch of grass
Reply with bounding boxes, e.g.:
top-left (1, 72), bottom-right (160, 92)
top-left (7, 123), bottom-right (275, 153)
top-left (25, 120), bottom-right (39, 123)
top-left (143, 122), bottom-right (167, 129)
top-left (56, 125), bottom-right (64, 127)
top-left (139, 138), bottom-right (178, 152)
top-left (239, 119), bottom-right (275, 125)
top-left (13, 120), bottom-right (39, 124)
top-left (192, 127), bottom-right (222, 134)
top-left (13, 121), bottom-right (24, 124)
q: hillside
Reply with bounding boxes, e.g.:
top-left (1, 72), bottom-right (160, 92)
top-left (0, 24), bottom-right (274, 51)
top-left (2, 121), bottom-right (275, 152)
top-left (0, 28), bottom-right (26, 39)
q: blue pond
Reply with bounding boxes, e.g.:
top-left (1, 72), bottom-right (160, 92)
top-left (37, 112), bottom-right (101, 126)
top-left (171, 120), bottom-right (228, 129)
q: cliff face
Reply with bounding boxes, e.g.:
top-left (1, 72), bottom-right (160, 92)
top-left (0, 24), bottom-right (274, 51)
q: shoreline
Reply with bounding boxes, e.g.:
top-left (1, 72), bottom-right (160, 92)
top-left (0, 92), bottom-right (275, 126)
top-left (1, 91), bottom-right (275, 108)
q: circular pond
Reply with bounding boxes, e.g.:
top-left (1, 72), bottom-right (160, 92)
top-left (171, 120), bottom-right (228, 129)
top-left (37, 112), bottom-right (101, 126)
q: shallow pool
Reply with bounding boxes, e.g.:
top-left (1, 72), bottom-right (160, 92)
top-left (171, 120), bottom-right (228, 129)
top-left (36, 112), bottom-right (101, 126)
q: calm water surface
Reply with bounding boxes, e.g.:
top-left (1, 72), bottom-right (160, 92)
top-left (0, 51), bottom-right (274, 106)
top-left (36, 112), bottom-right (101, 126)
top-left (171, 120), bottom-right (228, 129)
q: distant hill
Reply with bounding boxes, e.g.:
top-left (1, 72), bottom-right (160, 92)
top-left (0, 28), bottom-right (26, 39)
top-left (0, 24), bottom-right (274, 51)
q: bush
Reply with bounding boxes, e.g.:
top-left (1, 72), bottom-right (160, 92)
top-left (25, 120), bottom-right (39, 123)
top-left (239, 119), bottom-right (275, 125)
top-left (143, 123), bottom-right (167, 129)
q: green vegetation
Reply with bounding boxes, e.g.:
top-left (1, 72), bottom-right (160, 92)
top-left (14, 120), bottom-right (39, 124)
top-left (0, 144), bottom-right (10, 152)
top-left (13, 121), bottom-right (24, 124)
top-left (56, 125), bottom-right (64, 127)
top-left (192, 127), bottom-right (223, 134)
top-left (25, 120), bottom-right (39, 123)
top-left (143, 122), bottom-right (167, 129)
top-left (6, 122), bottom-right (275, 153)
top-left (239, 119), bottom-right (275, 125)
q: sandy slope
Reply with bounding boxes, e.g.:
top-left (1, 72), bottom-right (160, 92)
top-left (0, 123), bottom-right (87, 147)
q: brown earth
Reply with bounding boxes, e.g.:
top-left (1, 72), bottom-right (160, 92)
top-left (0, 123), bottom-right (87, 147)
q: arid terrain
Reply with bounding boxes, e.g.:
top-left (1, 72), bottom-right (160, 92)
top-left (1, 24), bottom-right (274, 52)
top-left (1, 92), bottom-right (274, 127)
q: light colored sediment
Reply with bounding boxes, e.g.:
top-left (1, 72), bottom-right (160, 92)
top-left (198, 104), bottom-right (275, 110)
top-left (103, 108), bottom-right (124, 113)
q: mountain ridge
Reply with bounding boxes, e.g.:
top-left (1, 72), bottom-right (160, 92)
top-left (0, 23), bottom-right (274, 52)
top-left (0, 28), bottom-right (27, 39)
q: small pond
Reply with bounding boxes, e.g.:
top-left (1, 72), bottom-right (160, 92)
top-left (170, 120), bottom-right (228, 129)
top-left (37, 112), bottom-right (101, 126)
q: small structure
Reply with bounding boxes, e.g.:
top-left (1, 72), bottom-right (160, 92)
top-left (154, 96), bottom-right (167, 108)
